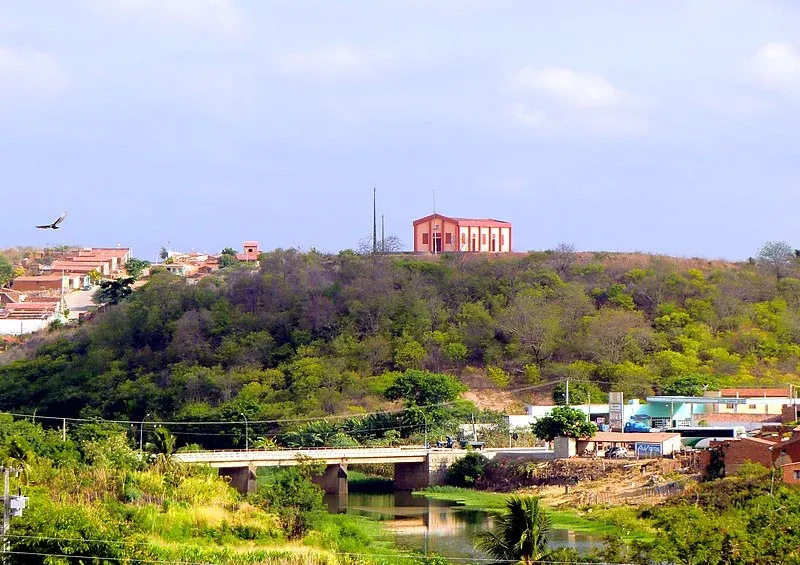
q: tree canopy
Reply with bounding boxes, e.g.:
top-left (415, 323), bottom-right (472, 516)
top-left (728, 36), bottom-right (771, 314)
top-left (531, 406), bottom-right (597, 442)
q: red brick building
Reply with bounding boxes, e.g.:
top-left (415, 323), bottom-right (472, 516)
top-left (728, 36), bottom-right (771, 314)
top-left (711, 427), bottom-right (800, 477)
top-left (412, 214), bottom-right (512, 254)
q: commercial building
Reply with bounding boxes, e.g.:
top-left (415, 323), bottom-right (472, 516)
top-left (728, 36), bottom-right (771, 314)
top-left (412, 214), bottom-right (512, 254)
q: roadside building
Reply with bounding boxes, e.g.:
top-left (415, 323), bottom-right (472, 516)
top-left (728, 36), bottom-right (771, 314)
top-left (412, 214), bottom-right (512, 254)
top-left (709, 426), bottom-right (800, 476)
top-left (0, 301), bottom-right (61, 335)
top-left (576, 432), bottom-right (683, 458)
top-left (11, 275), bottom-right (68, 294)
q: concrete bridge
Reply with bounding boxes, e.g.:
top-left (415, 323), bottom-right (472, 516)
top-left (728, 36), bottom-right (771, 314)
top-left (173, 447), bottom-right (468, 494)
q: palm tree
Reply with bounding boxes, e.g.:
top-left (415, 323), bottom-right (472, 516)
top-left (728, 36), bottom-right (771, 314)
top-left (474, 495), bottom-right (552, 564)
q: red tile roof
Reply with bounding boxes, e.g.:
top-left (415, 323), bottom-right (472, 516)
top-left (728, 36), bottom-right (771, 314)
top-left (412, 213), bottom-right (511, 227)
top-left (719, 388), bottom-right (792, 398)
top-left (13, 275), bottom-right (64, 283)
top-left (5, 302), bottom-right (58, 311)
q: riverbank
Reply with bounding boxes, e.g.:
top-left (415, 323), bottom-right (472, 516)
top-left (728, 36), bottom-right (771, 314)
top-left (414, 486), bottom-right (654, 541)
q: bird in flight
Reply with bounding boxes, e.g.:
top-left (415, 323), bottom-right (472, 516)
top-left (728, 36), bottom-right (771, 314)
top-left (36, 211), bottom-right (68, 230)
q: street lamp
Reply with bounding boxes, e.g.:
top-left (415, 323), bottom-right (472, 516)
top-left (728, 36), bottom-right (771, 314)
top-left (140, 413), bottom-right (150, 452)
top-left (240, 412), bottom-right (249, 451)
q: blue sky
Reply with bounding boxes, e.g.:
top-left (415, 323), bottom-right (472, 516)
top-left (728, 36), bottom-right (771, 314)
top-left (1, 1), bottom-right (800, 261)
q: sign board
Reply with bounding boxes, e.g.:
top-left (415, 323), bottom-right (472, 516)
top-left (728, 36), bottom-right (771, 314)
top-left (609, 392), bottom-right (624, 432)
top-left (635, 442), bottom-right (663, 458)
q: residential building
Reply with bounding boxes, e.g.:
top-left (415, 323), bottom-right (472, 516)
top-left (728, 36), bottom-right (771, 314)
top-left (11, 275), bottom-right (68, 294)
top-left (782, 461), bottom-right (800, 484)
top-left (412, 214), bottom-right (512, 254)
top-left (236, 241), bottom-right (260, 262)
top-left (0, 289), bottom-right (26, 305)
top-left (706, 426), bottom-right (800, 476)
top-left (162, 263), bottom-right (198, 277)
top-left (0, 301), bottom-right (62, 335)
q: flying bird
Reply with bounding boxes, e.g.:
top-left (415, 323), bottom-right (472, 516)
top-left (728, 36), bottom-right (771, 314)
top-left (36, 212), bottom-right (68, 230)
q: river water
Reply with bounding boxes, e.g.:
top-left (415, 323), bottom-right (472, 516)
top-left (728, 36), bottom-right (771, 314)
top-left (324, 491), bottom-right (601, 562)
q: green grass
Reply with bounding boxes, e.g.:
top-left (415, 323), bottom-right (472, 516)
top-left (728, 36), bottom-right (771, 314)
top-left (413, 487), bottom-right (654, 541)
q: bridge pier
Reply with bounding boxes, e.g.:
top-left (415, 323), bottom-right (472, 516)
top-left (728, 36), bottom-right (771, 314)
top-left (219, 465), bottom-right (257, 494)
top-left (312, 462), bottom-right (348, 495)
top-left (394, 452), bottom-right (459, 490)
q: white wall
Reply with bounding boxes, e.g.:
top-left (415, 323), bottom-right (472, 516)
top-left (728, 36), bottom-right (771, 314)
top-left (0, 316), bottom-right (56, 335)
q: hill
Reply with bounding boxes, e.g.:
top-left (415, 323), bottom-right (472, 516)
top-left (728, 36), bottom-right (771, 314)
top-left (1, 246), bottom-right (799, 446)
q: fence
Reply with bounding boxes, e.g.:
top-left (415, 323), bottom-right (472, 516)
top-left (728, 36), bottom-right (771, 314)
top-left (577, 480), bottom-right (687, 506)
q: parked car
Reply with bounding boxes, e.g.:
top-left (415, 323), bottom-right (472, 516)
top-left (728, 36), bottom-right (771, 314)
top-left (624, 420), bottom-right (652, 433)
top-left (604, 446), bottom-right (629, 459)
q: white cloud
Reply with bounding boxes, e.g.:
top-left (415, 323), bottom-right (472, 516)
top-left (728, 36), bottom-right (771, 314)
top-left (513, 66), bottom-right (631, 109)
top-left (272, 46), bottom-right (386, 82)
top-left (0, 47), bottom-right (70, 99)
top-left (747, 42), bottom-right (800, 96)
top-left (508, 66), bottom-right (647, 137)
top-left (88, 0), bottom-right (243, 37)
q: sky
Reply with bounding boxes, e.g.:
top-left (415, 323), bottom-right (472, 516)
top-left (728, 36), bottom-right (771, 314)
top-left (2, 1), bottom-right (800, 261)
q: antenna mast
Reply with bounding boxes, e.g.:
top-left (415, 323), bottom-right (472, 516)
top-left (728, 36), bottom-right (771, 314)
top-left (372, 187), bottom-right (377, 254)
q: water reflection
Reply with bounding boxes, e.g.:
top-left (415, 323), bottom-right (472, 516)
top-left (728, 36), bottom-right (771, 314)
top-left (324, 491), bottom-right (600, 561)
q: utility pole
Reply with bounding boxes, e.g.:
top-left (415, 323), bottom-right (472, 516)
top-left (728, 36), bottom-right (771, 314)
top-left (565, 379), bottom-right (570, 406)
top-left (62, 418), bottom-right (66, 442)
top-left (140, 413), bottom-right (150, 452)
top-left (0, 466), bottom-right (28, 560)
top-left (381, 214), bottom-right (385, 253)
top-left (240, 412), bottom-right (249, 451)
top-left (2, 466), bottom-right (8, 557)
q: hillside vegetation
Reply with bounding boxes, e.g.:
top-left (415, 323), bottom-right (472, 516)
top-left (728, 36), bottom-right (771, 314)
top-left (1, 244), bottom-right (800, 446)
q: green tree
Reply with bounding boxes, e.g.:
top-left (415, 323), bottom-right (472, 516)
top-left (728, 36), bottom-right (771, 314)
top-left (0, 255), bottom-right (13, 286)
top-left (254, 461), bottom-right (324, 539)
top-left (552, 381), bottom-right (606, 405)
top-left (384, 370), bottom-right (466, 408)
top-left (93, 277), bottom-right (135, 305)
top-left (125, 258), bottom-right (151, 279)
top-left (661, 374), bottom-right (712, 396)
top-left (445, 452), bottom-right (489, 487)
top-left (531, 406), bottom-right (596, 442)
top-left (757, 240), bottom-right (796, 280)
top-left (474, 496), bottom-right (552, 564)
top-left (220, 247), bottom-right (239, 268)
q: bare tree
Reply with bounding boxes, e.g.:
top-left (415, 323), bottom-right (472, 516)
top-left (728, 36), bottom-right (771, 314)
top-left (549, 242), bottom-right (577, 277)
top-left (497, 291), bottom-right (564, 366)
top-left (756, 241), bottom-right (796, 280)
top-left (356, 234), bottom-right (405, 254)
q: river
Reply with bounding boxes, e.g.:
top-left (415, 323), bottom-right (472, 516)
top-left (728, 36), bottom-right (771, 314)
top-left (324, 490), bottom-right (601, 562)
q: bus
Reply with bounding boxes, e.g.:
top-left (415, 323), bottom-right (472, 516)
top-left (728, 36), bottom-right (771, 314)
top-left (666, 426), bottom-right (747, 448)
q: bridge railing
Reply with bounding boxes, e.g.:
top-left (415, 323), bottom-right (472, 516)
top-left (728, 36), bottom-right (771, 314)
top-left (172, 446), bottom-right (433, 462)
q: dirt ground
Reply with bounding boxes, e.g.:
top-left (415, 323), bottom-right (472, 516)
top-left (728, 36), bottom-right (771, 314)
top-left (515, 458), bottom-right (695, 508)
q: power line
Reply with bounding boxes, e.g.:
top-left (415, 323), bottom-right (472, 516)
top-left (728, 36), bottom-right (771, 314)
top-left (9, 378), bottom-right (571, 428)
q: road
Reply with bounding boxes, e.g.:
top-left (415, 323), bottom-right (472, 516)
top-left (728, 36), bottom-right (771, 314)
top-left (63, 288), bottom-right (97, 321)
